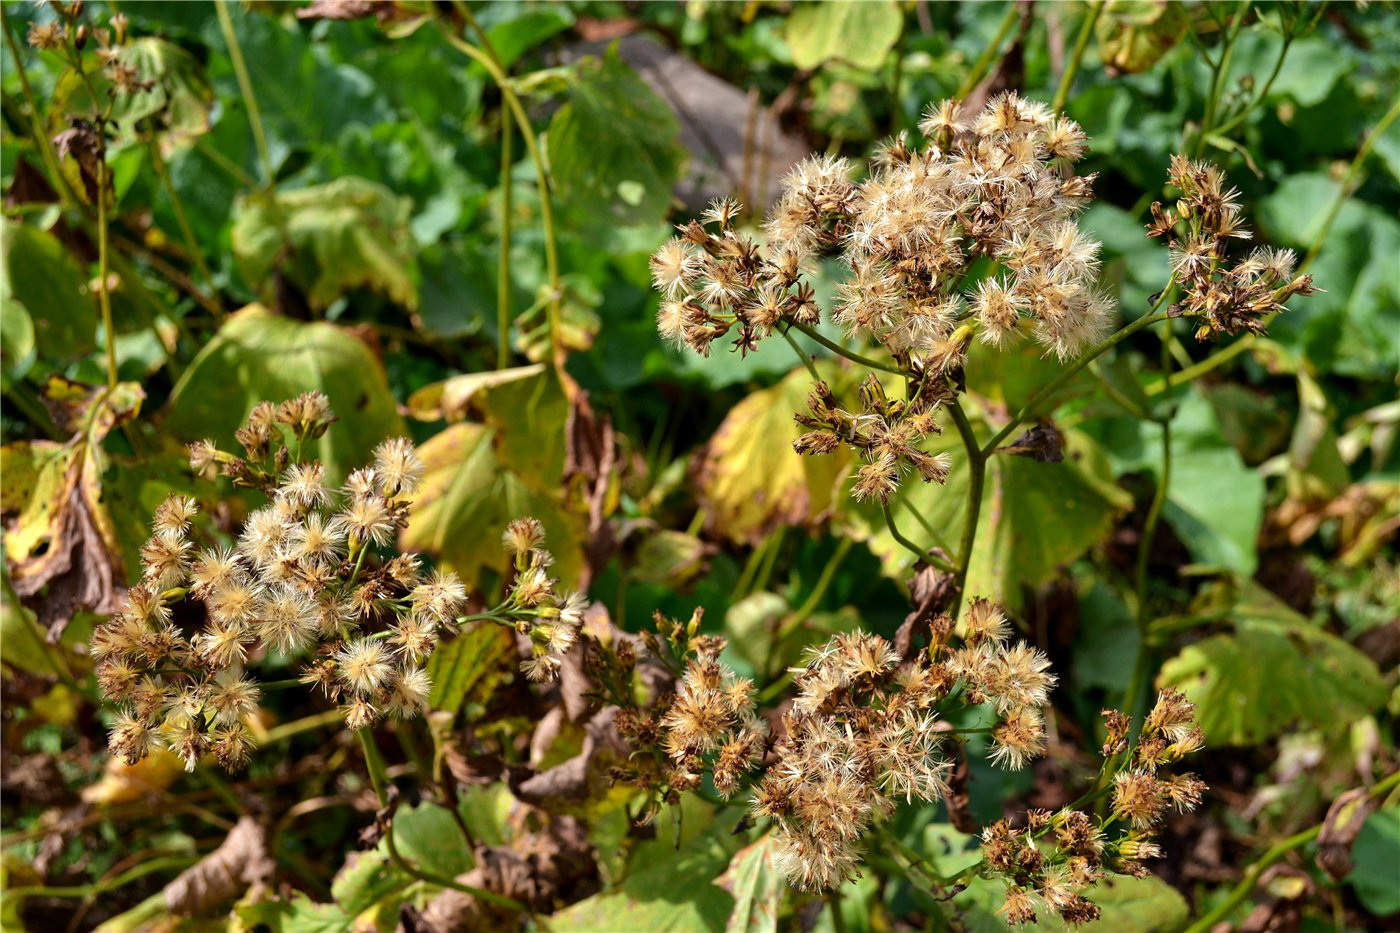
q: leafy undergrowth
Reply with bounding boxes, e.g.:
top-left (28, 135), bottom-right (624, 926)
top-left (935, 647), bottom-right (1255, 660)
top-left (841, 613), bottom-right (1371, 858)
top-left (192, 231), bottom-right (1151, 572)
top-left (1, 2), bottom-right (1397, 932)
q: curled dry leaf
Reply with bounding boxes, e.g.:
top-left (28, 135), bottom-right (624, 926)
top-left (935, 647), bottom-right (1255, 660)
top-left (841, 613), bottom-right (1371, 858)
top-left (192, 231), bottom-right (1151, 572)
top-left (2, 378), bottom-right (144, 639)
top-left (164, 816), bottom-right (276, 916)
top-left (1314, 786), bottom-right (1374, 881)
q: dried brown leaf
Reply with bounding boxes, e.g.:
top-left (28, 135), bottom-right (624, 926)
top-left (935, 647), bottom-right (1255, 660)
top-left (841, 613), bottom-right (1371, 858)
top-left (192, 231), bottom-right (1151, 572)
top-left (164, 816), bottom-right (275, 915)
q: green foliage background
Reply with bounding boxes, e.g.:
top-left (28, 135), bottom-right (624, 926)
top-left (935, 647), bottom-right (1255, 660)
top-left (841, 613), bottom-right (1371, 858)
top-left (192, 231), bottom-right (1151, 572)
top-left (1, 1), bottom-right (1397, 931)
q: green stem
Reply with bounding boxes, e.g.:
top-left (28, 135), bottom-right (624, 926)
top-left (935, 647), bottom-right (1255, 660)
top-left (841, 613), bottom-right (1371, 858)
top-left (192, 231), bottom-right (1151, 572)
top-left (1209, 35), bottom-right (1293, 138)
top-left (1052, 0), bottom-right (1105, 112)
top-left (883, 503), bottom-right (954, 574)
top-left (496, 117), bottom-right (513, 369)
top-left (5, 855), bottom-right (196, 900)
top-left (788, 536), bottom-right (854, 628)
top-left (982, 307), bottom-right (1172, 456)
top-left (1182, 770), bottom-right (1400, 933)
top-left (357, 726), bottom-right (391, 807)
top-left (215, 0), bottom-right (274, 187)
top-left (788, 321), bottom-right (903, 375)
top-left (2, 15), bottom-right (78, 208)
top-left (383, 799), bottom-right (531, 914)
top-left (194, 134), bottom-right (259, 189)
top-left (1195, 1), bottom-right (1249, 156)
top-left (956, 2), bottom-right (1018, 98)
top-left (97, 160), bottom-right (117, 389)
top-left (780, 323), bottom-right (821, 380)
top-left (443, 3), bottom-right (563, 373)
top-left (948, 398), bottom-right (984, 612)
top-left (147, 136), bottom-right (219, 312)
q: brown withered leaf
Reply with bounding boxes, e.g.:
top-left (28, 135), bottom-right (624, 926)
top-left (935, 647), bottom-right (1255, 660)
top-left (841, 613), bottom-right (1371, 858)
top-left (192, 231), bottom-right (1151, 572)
top-left (895, 563), bottom-right (954, 661)
top-left (164, 816), bottom-right (276, 915)
top-left (2, 379), bottom-right (144, 639)
top-left (52, 122), bottom-right (106, 206)
top-left (996, 423), bottom-right (1065, 463)
top-left (509, 706), bottom-right (630, 815)
top-left (1314, 786), bottom-right (1374, 881)
top-left (563, 389), bottom-right (617, 589)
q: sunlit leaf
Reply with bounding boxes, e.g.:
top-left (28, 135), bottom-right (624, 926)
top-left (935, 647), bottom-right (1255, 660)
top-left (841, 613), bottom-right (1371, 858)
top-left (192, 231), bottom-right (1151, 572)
top-left (697, 364), bottom-right (851, 546)
top-left (785, 1), bottom-right (904, 71)
top-left (716, 834), bottom-right (784, 933)
top-left (1095, 0), bottom-right (1188, 75)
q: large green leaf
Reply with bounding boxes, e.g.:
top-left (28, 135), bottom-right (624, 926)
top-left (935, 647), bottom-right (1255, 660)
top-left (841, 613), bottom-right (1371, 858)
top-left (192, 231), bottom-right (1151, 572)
top-left (400, 422), bottom-right (583, 588)
top-left (165, 305), bottom-right (405, 481)
top-left (231, 178), bottom-right (417, 310)
top-left (785, 1), bottom-right (904, 70)
top-left (855, 418), bottom-right (1129, 613)
top-left (550, 816), bottom-right (740, 932)
top-left (954, 873), bottom-right (1189, 932)
top-left (1347, 807), bottom-right (1400, 916)
top-left (107, 37), bottom-right (214, 149)
top-left (547, 49), bottom-right (685, 227)
top-left (1157, 585), bottom-right (1387, 746)
top-left (697, 364), bottom-right (851, 546)
top-left (0, 221), bottom-right (95, 362)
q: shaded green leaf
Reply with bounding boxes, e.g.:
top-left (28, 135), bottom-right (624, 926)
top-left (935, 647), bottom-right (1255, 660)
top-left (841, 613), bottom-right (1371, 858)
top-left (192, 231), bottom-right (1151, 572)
top-left (0, 221), bottom-right (95, 362)
top-left (785, 1), bottom-right (904, 71)
top-left (166, 305), bottom-right (405, 482)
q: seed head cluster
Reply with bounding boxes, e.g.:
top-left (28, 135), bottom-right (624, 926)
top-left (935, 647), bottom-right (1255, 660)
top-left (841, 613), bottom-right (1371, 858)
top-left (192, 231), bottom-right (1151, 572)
top-left (1149, 155), bottom-right (1315, 339)
top-left (651, 92), bottom-right (1111, 366)
top-left (980, 688), bottom-right (1206, 926)
top-left (98, 394), bottom-right (586, 773)
top-left (619, 598), bottom-right (1060, 892)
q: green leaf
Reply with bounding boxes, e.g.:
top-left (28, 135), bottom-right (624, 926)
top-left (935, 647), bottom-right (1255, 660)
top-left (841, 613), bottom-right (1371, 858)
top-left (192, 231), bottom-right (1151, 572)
top-left (630, 529), bottom-right (709, 587)
top-left (1157, 585), bottom-right (1387, 746)
top-left (108, 37), bottom-right (214, 149)
top-left (330, 851), bottom-right (409, 917)
top-left (954, 873), bottom-right (1189, 932)
top-left (1346, 807), bottom-right (1400, 916)
top-left (547, 49), bottom-right (685, 227)
top-left (0, 221), bottom-right (95, 362)
top-left (785, 1), bottom-right (904, 71)
top-left (405, 364), bottom-right (548, 422)
top-left (716, 834), bottom-right (784, 933)
top-left (1095, 0), bottom-right (1188, 75)
top-left (550, 815), bottom-right (739, 932)
top-left (697, 364), bottom-right (851, 546)
top-left (427, 621), bottom-right (515, 716)
top-left (166, 304), bottom-right (405, 482)
top-left (390, 801), bottom-right (473, 879)
top-left (231, 177), bottom-right (417, 310)
top-left (856, 421), bottom-right (1129, 613)
top-left (234, 895), bottom-right (352, 933)
top-left (400, 422), bottom-right (583, 589)
top-left (0, 294), bottom-right (35, 381)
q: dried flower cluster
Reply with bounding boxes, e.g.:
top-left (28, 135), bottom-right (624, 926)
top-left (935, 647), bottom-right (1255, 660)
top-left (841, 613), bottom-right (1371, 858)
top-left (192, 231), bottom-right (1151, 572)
top-left (980, 688), bottom-right (1206, 926)
top-left (98, 395), bottom-right (585, 772)
top-left (616, 598), bottom-right (1068, 892)
top-left (651, 92), bottom-right (1111, 366)
top-left (795, 374), bottom-right (953, 504)
top-left (1149, 155), bottom-right (1315, 339)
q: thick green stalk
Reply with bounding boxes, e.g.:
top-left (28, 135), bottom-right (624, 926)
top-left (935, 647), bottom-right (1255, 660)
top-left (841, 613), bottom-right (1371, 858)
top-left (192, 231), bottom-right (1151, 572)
top-left (956, 3), bottom-right (1018, 98)
top-left (97, 161), bottom-right (117, 389)
top-left (948, 398), bottom-right (985, 613)
top-left (496, 119), bottom-right (513, 369)
top-left (883, 503), bottom-right (955, 574)
top-left (780, 323), bottom-right (821, 380)
top-left (442, 2), bottom-right (563, 373)
top-left (1052, 0), bottom-right (1105, 112)
top-left (215, 0), bottom-right (274, 187)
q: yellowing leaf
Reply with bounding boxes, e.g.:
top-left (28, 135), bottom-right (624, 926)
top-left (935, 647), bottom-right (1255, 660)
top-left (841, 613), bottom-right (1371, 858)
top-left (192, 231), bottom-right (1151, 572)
top-left (401, 423), bottom-right (583, 588)
top-left (166, 304), bottom-right (405, 482)
top-left (82, 748), bottom-right (184, 805)
top-left (697, 364), bottom-right (851, 546)
top-left (716, 834), bottom-right (784, 933)
top-left (1158, 584), bottom-right (1387, 746)
top-left (405, 363), bottom-right (547, 422)
top-left (1096, 0), bottom-right (1188, 75)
